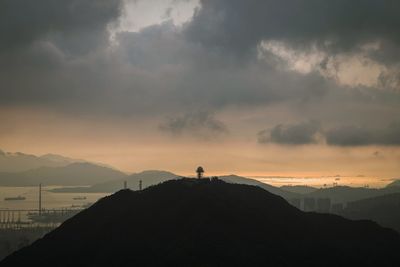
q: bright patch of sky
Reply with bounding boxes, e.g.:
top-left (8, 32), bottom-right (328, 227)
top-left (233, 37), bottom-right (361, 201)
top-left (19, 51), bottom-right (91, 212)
top-left (115, 0), bottom-right (199, 33)
top-left (258, 40), bottom-right (392, 90)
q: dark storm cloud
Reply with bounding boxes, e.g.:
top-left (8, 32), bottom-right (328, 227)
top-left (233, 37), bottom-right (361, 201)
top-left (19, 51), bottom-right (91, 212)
top-left (0, 0), bottom-right (122, 53)
top-left (115, 22), bottom-right (334, 111)
top-left (159, 111), bottom-right (228, 140)
top-left (326, 122), bottom-right (400, 146)
top-left (325, 125), bottom-right (375, 146)
top-left (0, 17), bottom-right (334, 116)
top-left (0, 0), bottom-right (123, 113)
top-left (185, 0), bottom-right (400, 56)
top-left (258, 121), bottom-right (320, 145)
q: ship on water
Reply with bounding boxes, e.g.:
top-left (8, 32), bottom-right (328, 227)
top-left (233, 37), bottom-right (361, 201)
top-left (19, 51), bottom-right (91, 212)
top-left (73, 196), bottom-right (87, 200)
top-left (4, 196), bottom-right (26, 201)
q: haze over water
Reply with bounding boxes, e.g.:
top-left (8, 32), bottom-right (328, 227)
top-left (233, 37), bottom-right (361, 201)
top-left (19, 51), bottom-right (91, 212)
top-left (0, 186), bottom-right (107, 210)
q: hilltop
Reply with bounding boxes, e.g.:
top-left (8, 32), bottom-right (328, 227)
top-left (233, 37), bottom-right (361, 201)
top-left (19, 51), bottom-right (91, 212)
top-left (2, 178), bottom-right (400, 266)
top-left (51, 172), bottom-right (299, 199)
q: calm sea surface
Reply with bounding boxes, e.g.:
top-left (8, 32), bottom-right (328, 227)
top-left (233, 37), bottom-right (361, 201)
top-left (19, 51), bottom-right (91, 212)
top-left (0, 186), bottom-right (108, 210)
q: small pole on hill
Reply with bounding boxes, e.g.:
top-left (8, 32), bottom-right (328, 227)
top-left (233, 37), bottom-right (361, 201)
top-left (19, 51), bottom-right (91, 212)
top-left (139, 180), bottom-right (142, 191)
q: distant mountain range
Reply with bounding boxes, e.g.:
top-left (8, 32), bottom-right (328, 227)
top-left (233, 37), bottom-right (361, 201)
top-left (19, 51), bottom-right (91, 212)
top-left (387, 179), bottom-right (400, 187)
top-left (303, 185), bottom-right (400, 203)
top-left (0, 149), bottom-right (82, 172)
top-left (1, 149), bottom-right (399, 207)
top-left (0, 149), bottom-right (300, 199)
top-left (220, 175), bottom-right (299, 199)
top-left (0, 162), bottom-right (127, 186)
top-left (340, 193), bottom-right (400, 233)
top-left (48, 168), bottom-right (400, 206)
top-left (280, 185), bottom-right (318, 194)
top-left (50, 170), bottom-right (179, 192)
top-left (50, 169), bottom-right (400, 205)
top-left (3, 179), bottom-right (399, 266)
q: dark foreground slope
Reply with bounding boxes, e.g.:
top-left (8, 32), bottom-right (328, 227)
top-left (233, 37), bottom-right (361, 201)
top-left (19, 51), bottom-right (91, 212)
top-left (2, 179), bottom-right (400, 267)
top-left (341, 193), bottom-right (400, 233)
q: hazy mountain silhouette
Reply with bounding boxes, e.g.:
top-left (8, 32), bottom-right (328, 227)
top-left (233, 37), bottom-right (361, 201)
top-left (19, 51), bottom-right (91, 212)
top-left (0, 149), bottom-right (81, 172)
top-left (219, 174), bottom-right (299, 199)
top-left (51, 170), bottom-right (177, 192)
top-left (2, 179), bottom-right (400, 266)
top-left (95, 170), bottom-right (178, 191)
top-left (386, 180), bottom-right (400, 187)
top-left (280, 185), bottom-right (318, 194)
top-left (304, 185), bottom-right (400, 203)
top-left (0, 162), bottom-right (127, 186)
top-left (341, 193), bottom-right (400, 233)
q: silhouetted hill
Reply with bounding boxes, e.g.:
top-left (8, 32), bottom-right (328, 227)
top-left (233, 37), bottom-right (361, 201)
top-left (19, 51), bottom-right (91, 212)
top-left (341, 193), bottom-right (400, 233)
top-left (3, 179), bottom-right (400, 266)
top-left (0, 162), bottom-right (127, 186)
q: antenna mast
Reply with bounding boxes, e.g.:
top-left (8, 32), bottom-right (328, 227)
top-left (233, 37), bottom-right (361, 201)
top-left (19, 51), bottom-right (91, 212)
top-left (39, 183), bottom-right (42, 216)
top-left (196, 166), bottom-right (204, 179)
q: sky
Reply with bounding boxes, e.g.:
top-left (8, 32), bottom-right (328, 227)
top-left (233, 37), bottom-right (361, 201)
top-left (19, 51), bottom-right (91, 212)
top-left (0, 0), bottom-right (400, 187)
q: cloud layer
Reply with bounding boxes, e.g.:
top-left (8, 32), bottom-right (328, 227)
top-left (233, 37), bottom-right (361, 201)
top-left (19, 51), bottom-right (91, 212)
top-left (0, 0), bottom-right (399, 149)
top-left (160, 111), bottom-right (228, 140)
top-left (258, 121), bottom-right (320, 145)
top-left (0, 0), bottom-right (122, 52)
top-left (326, 122), bottom-right (400, 146)
top-left (186, 0), bottom-right (400, 55)
top-left (259, 121), bottom-right (400, 146)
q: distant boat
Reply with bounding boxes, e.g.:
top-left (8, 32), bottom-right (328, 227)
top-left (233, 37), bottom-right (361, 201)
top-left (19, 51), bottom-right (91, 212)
top-left (73, 196), bottom-right (87, 200)
top-left (4, 196), bottom-right (26, 201)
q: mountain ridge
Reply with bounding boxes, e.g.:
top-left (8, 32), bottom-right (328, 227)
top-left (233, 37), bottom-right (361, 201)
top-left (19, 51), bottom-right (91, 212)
top-left (0, 162), bottom-right (127, 186)
top-left (305, 185), bottom-right (400, 203)
top-left (340, 192), bottom-right (400, 233)
top-left (0, 150), bottom-right (79, 172)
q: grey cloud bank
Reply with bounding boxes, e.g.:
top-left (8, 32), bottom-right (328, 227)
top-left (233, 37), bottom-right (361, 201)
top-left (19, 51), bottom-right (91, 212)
top-left (259, 121), bottom-right (400, 146)
top-left (258, 121), bottom-right (320, 145)
top-left (326, 122), bottom-right (400, 146)
top-left (0, 0), bottom-right (122, 53)
top-left (0, 0), bottom-right (399, 147)
top-left (159, 111), bottom-right (228, 140)
top-left (186, 0), bottom-right (400, 56)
